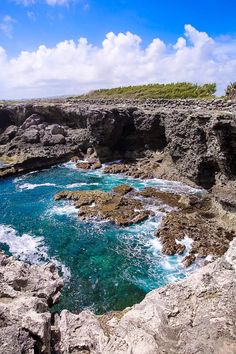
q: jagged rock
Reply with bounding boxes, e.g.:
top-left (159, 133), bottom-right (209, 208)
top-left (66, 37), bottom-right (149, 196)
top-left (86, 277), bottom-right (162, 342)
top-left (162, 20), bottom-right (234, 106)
top-left (55, 310), bottom-right (108, 354)
top-left (0, 101), bottom-right (235, 193)
top-left (139, 187), bottom-right (199, 208)
top-left (101, 238), bottom-right (236, 354)
top-left (49, 124), bottom-right (66, 136)
top-left (42, 133), bottom-right (66, 146)
top-left (155, 209), bottom-right (235, 263)
top-left (21, 113), bottom-right (44, 130)
top-left (0, 252), bottom-right (63, 354)
top-left (112, 184), bottom-right (134, 195)
top-left (22, 128), bottom-right (40, 144)
top-left (50, 238), bottom-right (236, 354)
top-left (76, 161), bottom-right (92, 169)
top-left (4, 125), bottom-right (18, 139)
top-left (54, 188), bottom-right (151, 226)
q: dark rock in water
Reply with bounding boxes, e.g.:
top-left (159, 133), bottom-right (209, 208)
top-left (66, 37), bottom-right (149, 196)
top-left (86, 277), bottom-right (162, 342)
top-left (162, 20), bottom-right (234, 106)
top-left (54, 188), bottom-right (151, 226)
top-left (182, 253), bottom-right (196, 267)
top-left (76, 161), bottom-right (91, 170)
top-left (112, 184), bottom-right (134, 195)
top-left (155, 206), bottom-right (235, 265)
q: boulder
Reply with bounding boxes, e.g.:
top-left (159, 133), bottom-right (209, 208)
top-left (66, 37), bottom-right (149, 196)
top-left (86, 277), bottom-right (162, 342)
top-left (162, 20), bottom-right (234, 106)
top-left (41, 133), bottom-right (66, 146)
top-left (21, 114), bottom-right (44, 130)
top-left (4, 125), bottom-right (18, 139)
top-left (49, 124), bottom-right (66, 136)
top-left (22, 128), bottom-right (40, 144)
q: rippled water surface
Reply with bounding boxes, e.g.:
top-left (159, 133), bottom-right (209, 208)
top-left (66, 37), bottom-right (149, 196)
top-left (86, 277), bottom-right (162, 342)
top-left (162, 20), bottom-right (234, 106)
top-left (0, 163), bottom-right (200, 313)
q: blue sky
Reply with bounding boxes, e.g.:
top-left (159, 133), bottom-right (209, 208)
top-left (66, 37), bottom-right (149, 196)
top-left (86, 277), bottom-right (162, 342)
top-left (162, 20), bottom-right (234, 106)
top-left (1, 0), bottom-right (236, 57)
top-left (0, 0), bottom-right (236, 98)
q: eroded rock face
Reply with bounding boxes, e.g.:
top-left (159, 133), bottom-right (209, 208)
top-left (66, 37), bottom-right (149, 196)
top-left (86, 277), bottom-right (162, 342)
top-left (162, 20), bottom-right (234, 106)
top-left (0, 252), bottom-right (63, 354)
top-left (0, 101), bottom-right (235, 192)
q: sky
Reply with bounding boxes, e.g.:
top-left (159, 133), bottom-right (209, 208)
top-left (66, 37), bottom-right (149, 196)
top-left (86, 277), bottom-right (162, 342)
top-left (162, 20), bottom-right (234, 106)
top-left (0, 0), bottom-right (236, 99)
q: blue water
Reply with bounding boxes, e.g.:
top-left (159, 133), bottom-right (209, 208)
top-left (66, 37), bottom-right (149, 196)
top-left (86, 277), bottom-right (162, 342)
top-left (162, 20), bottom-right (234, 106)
top-left (0, 163), bottom-right (199, 314)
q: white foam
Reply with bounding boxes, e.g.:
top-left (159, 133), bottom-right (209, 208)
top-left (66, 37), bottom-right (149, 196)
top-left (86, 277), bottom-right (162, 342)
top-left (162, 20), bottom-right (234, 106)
top-left (62, 162), bottom-right (78, 170)
top-left (65, 182), bottom-right (99, 188)
top-left (176, 236), bottom-right (194, 253)
top-left (0, 225), bottom-right (48, 263)
top-left (149, 237), bottom-right (163, 252)
top-left (0, 225), bottom-right (71, 281)
top-left (17, 182), bottom-right (56, 191)
top-left (52, 259), bottom-right (71, 282)
top-left (50, 204), bottom-right (78, 216)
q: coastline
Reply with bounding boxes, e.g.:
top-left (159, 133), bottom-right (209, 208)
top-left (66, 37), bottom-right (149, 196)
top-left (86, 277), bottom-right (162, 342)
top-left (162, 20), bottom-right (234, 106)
top-left (0, 98), bottom-right (235, 353)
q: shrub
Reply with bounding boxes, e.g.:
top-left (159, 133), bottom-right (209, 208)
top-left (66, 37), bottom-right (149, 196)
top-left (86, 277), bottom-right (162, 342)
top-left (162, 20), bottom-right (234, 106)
top-left (225, 82), bottom-right (236, 100)
top-left (70, 82), bottom-right (217, 100)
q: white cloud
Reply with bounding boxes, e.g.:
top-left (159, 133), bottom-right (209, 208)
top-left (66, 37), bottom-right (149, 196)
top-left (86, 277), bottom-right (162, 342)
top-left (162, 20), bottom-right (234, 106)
top-left (45, 0), bottom-right (70, 5)
top-left (14, 0), bottom-right (36, 5)
top-left (0, 25), bottom-right (236, 99)
top-left (13, 0), bottom-right (72, 5)
top-left (27, 11), bottom-right (36, 21)
top-left (0, 15), bottom-right (16, 38)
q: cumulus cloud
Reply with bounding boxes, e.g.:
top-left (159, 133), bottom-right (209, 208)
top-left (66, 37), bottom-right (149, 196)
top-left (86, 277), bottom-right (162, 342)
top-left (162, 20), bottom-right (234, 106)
top-left (0, 24), bottom-right (236, 99)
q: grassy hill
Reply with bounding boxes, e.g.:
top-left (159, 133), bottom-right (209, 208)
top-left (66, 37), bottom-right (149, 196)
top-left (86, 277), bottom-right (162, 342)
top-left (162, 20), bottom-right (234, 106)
top-left (71, 82), bottom-right (217, 100)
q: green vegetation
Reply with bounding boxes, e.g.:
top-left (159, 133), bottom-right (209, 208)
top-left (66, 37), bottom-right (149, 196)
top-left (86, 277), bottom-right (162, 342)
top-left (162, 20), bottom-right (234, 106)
top-left (0, 100), bottom-right (25, 105)
top-left (71, 82), bottom-right (217, 100)
top-left (225, 82), bottom-right (236, 100)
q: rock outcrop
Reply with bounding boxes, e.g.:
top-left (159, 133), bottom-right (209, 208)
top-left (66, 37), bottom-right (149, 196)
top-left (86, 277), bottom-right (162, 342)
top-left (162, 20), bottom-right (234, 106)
top-left (54, 187), bottom-right (151, 226)
top-left (0, 252), bottom-right (63, 354)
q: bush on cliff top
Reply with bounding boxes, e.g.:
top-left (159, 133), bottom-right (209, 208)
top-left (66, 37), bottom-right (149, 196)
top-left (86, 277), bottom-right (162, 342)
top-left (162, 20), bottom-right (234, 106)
top-left (72, 82), bottom-right (216, 100)
top-left (225, 82), bottom-right (236, 100)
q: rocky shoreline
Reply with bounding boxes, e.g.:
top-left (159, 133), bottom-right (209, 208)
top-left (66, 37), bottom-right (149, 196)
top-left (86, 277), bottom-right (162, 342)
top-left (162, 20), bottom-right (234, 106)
top-left (0, 98), bottom-right (236, 353)
top-left (1, 238), bottom-right (236, 353)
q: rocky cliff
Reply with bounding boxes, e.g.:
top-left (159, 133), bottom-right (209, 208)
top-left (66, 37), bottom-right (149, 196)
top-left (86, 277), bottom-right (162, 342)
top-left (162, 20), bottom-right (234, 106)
top-left (0, 99), bottom-right (236, 192)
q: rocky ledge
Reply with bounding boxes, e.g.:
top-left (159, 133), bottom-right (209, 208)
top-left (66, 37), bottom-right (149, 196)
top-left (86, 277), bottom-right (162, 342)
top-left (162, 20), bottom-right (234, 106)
top-left (1, 238), bottom-right (236, 354)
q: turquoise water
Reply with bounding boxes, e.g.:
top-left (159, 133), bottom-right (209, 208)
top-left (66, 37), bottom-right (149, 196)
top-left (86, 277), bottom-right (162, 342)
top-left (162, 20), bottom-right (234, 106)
top-left (0, 163), bottom-right (198, 314)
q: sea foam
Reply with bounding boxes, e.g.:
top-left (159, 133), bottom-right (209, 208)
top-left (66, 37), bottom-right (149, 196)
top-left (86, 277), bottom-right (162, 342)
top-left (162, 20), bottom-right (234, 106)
top-left (0, 224), bottom-right (71, 281)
